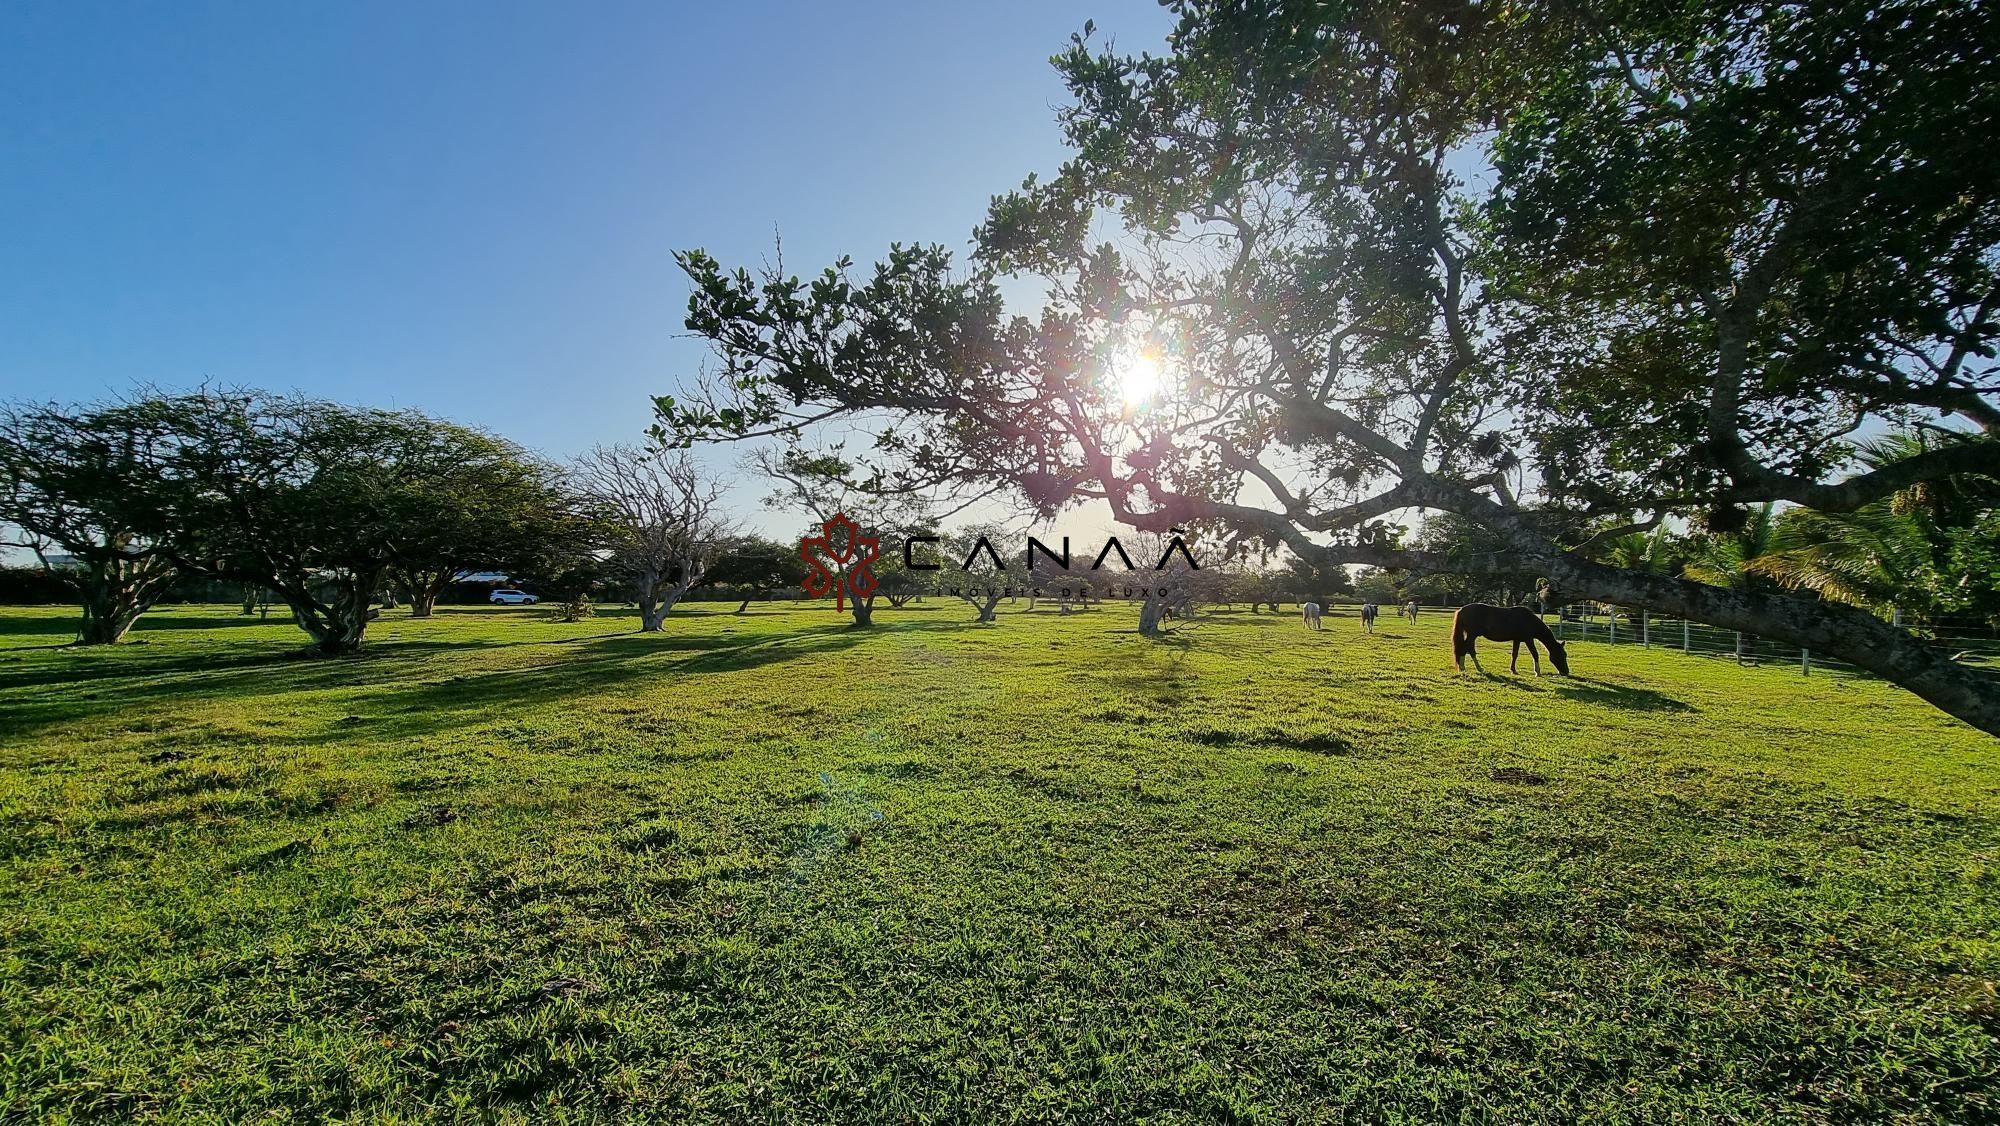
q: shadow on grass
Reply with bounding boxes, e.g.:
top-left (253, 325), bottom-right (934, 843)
top-left (0, 615), bottom-right (82, 638)
top-left (0, 616), bottom-right (977, 742)
top-left (337, 618), bottom-right (985, 740)
top-left (1551, 677), bottom-right (1697, 713)
top-left (1474, 672), bottom-right (1696, 713)
top-left (130, 615), bottom-right (298, 632)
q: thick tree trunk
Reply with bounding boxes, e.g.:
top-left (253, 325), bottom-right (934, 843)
top-left (77, 587), bottom-right (144, 644)
top-left (280, 578), bottom-right (377, 655)
top-left (1550, 557), bottom-right (2000, 736)
top-left (397, 569), bottom-right (451, 618)
top-left (637, 569), bottom-right (699, 632)
top-left (850, 595), bottom-right (875, 627)
top-left (1137, 594), bottom-right (1168, 636)
top-left (958, 592), bottom-right (1003, 622)
top-left (71, 556), bottom-right (176, 645)
top-left (735, 596), bottom-right (752, 614)
top-left (635, 568), bottom-right (666, 632)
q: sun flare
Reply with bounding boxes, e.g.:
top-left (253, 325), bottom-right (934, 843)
top-left (1113, 348), bottom-right (1164, 407)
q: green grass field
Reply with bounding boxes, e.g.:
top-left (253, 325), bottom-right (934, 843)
top-left (1, 602), bottom-right (1995, 1122)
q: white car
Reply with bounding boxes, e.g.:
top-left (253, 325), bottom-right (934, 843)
top-left (488, 588), bottom-right (539, 605)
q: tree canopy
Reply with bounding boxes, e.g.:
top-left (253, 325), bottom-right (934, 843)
top-left (660, 0), bottom-right (2000, 732)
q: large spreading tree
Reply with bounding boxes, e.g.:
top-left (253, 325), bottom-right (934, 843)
top-left (661, 0), bottom-right (2000, 733)
top-left (388, 432), bottom-right (586, 618)
top-left (165, 393), bottom-right (553, 654)
top-left (0, 396), bottom-right (188, 643)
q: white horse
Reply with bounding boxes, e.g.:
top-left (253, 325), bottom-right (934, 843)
top-left (1360, 602), bottom-right (1379, 633)
top-left (1301, 602), bottom-right (1322, 631)
top-left (1404, 600), bottom-right (1420, 624)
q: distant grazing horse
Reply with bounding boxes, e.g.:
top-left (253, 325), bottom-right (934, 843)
top-left (1452, 603), bottom-right (1570, 676)
top-left (1403, 600), bottom-right (1420, 624)
top-left (1360, 602), bottom-right (1379, 633)
top-left (1301, 602), bottom-right (1323, 631)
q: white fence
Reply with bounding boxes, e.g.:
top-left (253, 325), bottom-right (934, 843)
top-left (1547, 606), bottom-right (2000, 679)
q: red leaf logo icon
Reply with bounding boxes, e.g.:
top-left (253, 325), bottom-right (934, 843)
top-left (798, 512), bottom-right (880, 611)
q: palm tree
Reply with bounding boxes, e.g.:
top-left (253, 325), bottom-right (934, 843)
top-left (1740, 431), bottom-right (2000, 626)
top-left (1682, 502), bottom-right (1780, 591)
top-left (1679, 503), bottom-right (1780, 661)
top-left (1598, 523), bottom-right (1678, 575)
top-left (1745, 502), bottom-right (1930, 618)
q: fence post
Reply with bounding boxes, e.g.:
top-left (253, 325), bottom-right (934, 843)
top-left (1801, 648), bottom-right (1811, 677)
top-left (1610, 613), bottom-right (1617, 645)
top-left (1682, 619), bottom-right (1690, 655)
top-left (1642, 611), bottom-right (1650, 647)
top-left (1892, 607), bottom-right (1902, 627)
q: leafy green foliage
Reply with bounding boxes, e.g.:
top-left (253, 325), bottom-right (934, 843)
top-left (659, 0), bottom-right (2000, 728)
top-left (706, 535), bottom-right (813, 606)
top-left (0, 396), bottom-right (189, 642)
top-left (1745, 434), bottom-right (2000, 625)
top-left (387, 431), bottom-right (594, 616)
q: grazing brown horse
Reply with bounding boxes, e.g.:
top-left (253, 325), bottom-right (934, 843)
top-left (1452, 603), bottom-right (1570, 676)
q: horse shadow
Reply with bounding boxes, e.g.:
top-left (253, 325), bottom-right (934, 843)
top-left (1493, 673), bottom-right (1695, 713)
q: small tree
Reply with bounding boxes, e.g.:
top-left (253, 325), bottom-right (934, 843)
top-left (510, 552), bottom-right (613, 623)
top-left (873, 534), bottom-right (934, 608)
top-left (388, 431), bottom-right (585, 618)
top-left (942, 523), bottom-right (1013, 622)
top-left (1283, 555), bottom-right (1356, 610)
top-left (754, 444), bottom-right (928, 628)
top-left (706, 535), bottom-right (812, 613)
top-left (0, 397), bottom-right (186, 643)
top-left (1235, 568), bottom-right (1286, 614)
top-left (572, 445), bottom-right (735, 632)
top-left (1354, 569), bottom-right (1401, 605)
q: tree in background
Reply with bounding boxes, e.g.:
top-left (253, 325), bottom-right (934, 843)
top-left (1749, 503), bottom-right (1933, 619)
top-left (1353, 569), bottom-right (1401, 606)
top-left (1746, 434), bottom-right (2000, 625)
top-left (941, 523), bottom-right (1013, 623)
top-left (664, 1), bottom-right (2000, 732)
top-left (706, 535), bottom-right (812, 613)
top-left (0, 396), bottom-right (185, 643)
top-left (1023, 543), bottom-right (1099, 613)
top-left (753, 443), bottom-right (931, 628)
top-left (1592, 525), bottom-right (1686, 582)
top-left (873, 529), bottom-right (935, 608)
top-left (1282, 555), bottom-right (1355, 608)
top-left (161, 393), bottom-right (503, 654)
top-left (1681, 504), bottom-right (1781, 594)
top-left (1233, 567), bottom-right (1286, 614)
top-left (572, 445), bottom-right (735, 632)
top-left (388, 431), bottom-right (589, 618)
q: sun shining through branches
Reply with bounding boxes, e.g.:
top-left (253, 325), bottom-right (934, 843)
top-left (1110, 343), bottom-right (1165, 411)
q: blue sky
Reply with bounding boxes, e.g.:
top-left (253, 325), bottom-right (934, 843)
top-left (0, 1), bottom-right (1175, 530)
